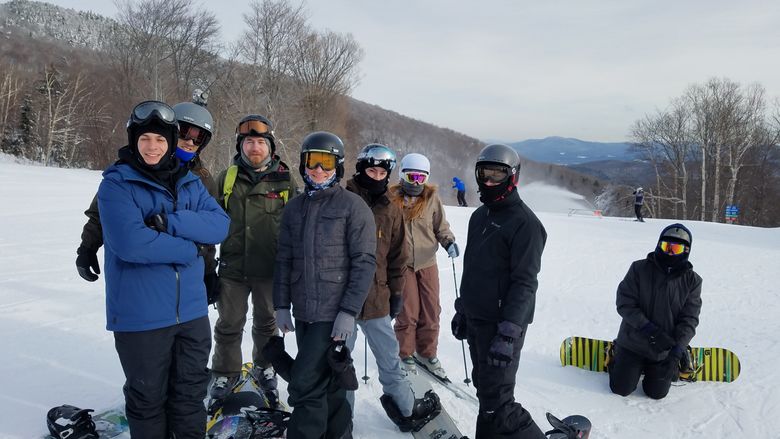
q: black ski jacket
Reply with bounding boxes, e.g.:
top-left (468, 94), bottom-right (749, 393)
top-left (458, 190), bottom-right (547, 325)
top-left (615, 253), bottom-right (703, 361)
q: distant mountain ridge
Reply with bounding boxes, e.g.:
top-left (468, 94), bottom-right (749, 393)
top-left (508, 136), bottom-right (639, 165)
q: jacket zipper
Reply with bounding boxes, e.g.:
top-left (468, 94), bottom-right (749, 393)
top-left (170, 185), bottom-right (181, 323)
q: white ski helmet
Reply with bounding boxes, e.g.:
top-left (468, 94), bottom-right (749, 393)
top-left (400, 153), bottom-right (430, 174)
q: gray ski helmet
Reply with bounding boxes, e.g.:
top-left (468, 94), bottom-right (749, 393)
top-left (659, 223), bottom-right (692, 246)
top-left (356, 143), bottom-right (396, 173)
top-left (172, 102), bottom-right (214, 149)
top-left (476, 143), bottom-right (521, 185)
top-left (299, 131), bottom-right (346, 179)
top-left (235, 114), bottom-right (276, 154)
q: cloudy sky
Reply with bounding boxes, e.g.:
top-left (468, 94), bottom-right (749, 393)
top-left (39, 0), bottom-right (780, 142)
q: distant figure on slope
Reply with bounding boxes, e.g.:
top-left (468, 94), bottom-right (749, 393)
top-left (633, 187), bottom-right (644, 222)
top-left (453, 143), bottom-right (548, 438)
top-left (452, 176), bottom-right (467, 206)
top-left (609, 223), bottom-right (702, 400)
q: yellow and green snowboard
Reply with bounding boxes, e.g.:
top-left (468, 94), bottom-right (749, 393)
top-left (560, 336), bottom-right (741, 383)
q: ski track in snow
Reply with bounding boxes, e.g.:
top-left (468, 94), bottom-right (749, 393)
top-left (0, 158), bottom-right (778, 437)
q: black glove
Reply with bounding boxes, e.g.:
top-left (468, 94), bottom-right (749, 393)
top-left (144, 213), bottom-right (168, 233)
top-left (262, 335), bottom-right (294, 382)
top-left (487, 321), bottom-right (524, 368)
top-left (204, 271), bottom-right (221, 305)
top-left (75, 246), bottom-right (100, 282)
top-left (451, 312), bottom-right (467, 340)
top-left (389, 294), bottom-right (403, 319)
top-left (640, 322), bottom-right (676, 353)
top-left (326, 341), bottom-right (359, 390)
top-left (666, 345), bottom-right (685, 381)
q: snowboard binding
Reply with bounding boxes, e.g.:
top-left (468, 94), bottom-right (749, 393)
top-left (380, 389), bottom-right (442, 432)
top-left (545, 412), bottom-right (591, 439)
top-left (46, 405), bottom-right (98, 439)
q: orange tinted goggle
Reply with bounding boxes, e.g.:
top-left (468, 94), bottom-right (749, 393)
top-left (304, 151), bottom-right (338, 171)
top-left (237, 120), bottom-right (271, 136)
top-left (659, 240), bottom-right (688, 255)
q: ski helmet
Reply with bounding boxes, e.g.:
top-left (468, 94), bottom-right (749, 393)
top-left (299, 131), bottom-right (346, 180)
top-left (475, 143), bottom-right (521, 203)
top-left (46, 405), bottom-right (98, 439)
top-left (476, 143), bottom-right (521, 180)
top-left (659, 223), bottom-right (692, 246)
top-left (235, 114), bottom-right (276, 154)
top-left (173, 101), bottom-right (214, 151)
top-left (356, 143), bottom-right (397, 173)
top-left (126, 100), bottom-right (178, 159)
top-left (399, 153), bottom-right (430, 174)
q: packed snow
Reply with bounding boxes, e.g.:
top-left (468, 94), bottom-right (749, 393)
top-left (0, 157), bottom-right (777, 438)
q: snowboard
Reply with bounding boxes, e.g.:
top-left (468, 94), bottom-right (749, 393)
top-left (404, 369), bottom-right (468, 439)
top-left (560, 336), bottom-right (741, 383)
top-left (44, 407), bottom-right (129, 439)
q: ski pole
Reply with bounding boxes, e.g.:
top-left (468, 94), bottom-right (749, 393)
top-left (451, 257), bottom-right (472, 386)
top-left (361, 334), bottom-right (370, 384)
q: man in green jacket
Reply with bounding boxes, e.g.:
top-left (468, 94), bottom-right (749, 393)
top-left (209, 115), bottom-right (297, 401)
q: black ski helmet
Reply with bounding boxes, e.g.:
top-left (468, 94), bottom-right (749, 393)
top-left (46, 405), bottom-right (98, 439)
top-left (659, 223), bottom-right (692, 246)
top-left (356, 143), bottom-right (396, 173)
top-left (172, 101), bottom-right (214, 151)
top-left (235, 114), bottom-right (276, 154)
top-left (476, 143), bottom-right (521, 181)
top-left (299, 131), bottom-right (346, 180)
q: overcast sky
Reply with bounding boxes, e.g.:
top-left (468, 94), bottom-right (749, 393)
top-left (37, 0), bottom-right (780, 142)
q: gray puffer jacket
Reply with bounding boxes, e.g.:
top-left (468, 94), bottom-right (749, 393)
top-left (615, 253), bottom-right (703, 361)
top-left (273, 184), bottom-right (377, 322)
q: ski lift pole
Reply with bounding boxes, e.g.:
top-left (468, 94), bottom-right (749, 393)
top-left (451, 257), bottom-right (472, 386)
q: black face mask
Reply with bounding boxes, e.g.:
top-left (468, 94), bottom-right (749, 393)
top-left (354, 172), bottom-right (388, 195)
top-left (478, 179), bottom-right (513, 204)
top-left (401, 180), bottom-right (424, 196)
top-left (653, 245), bottom-right (690, 272)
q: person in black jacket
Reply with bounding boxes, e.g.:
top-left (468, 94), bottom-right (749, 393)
top-left (452, 144), bottom-right (548, 439)
top-left (609, 223), bottom-right (702, 399)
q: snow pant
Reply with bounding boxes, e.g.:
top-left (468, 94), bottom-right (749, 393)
top-left (211, 276), bottom-right (278, 375)
top-left (287, 321), bottom-right (352, 439)
top-left (395, 265), bottom-right (441, 359)
top-left (114, 316), bottom-right (211, 439)
top-left (634, 204), bottom-right (643, 221)
top-left (466, 318), bottom-right (545, 439)
top-left (346, 315), bottom-right (415, 417)
top-left (457, 190), bottom-right (467, 207)
top-left (609, 344), bottom-right (673, 399)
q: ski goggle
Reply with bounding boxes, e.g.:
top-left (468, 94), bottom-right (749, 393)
top-left (403, 171), bottom-right (429, 184)
top-left (130, 100), bottom-right (176, 126)
top-left (303, 151), bottom-right (338, 171)
top-left (659, 240), bottom-right (688, 255)
top-left (476, 164), bottom-right (511, 184)
top-left (178, 123), bottom-right (209, 147)
top-left (237, 119), bottom-right (272, 136)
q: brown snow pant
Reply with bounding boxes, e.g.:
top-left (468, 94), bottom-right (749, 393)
top-left (394, 264), bottom-right (441, 358)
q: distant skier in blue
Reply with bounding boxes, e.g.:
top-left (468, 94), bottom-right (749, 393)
top-left (633, 187), bottom-right (644, 222)
top-left (452, 176), bottom-right (467, 206)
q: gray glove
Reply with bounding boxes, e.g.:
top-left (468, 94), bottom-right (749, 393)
top-left (331, 311), bottom-right (356, 341)
top-left (275, 309), bottom-right (295, 333)
top-left (446, 242), bottom-right (459, 258)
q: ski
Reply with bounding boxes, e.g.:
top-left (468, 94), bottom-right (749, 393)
top-left (412, 357), bottom-right (479, 405)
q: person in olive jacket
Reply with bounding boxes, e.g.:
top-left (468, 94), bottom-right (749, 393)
top-left (76, 99), bottom-right (220, 300)
top-left (273, 132), bottom-right (376, 439)
top-left (343, 144), bottom-right (439, 432)
top-left (609, 223), bottom-right (702, 399)
top-left (452, 144), bottom-right (548, 439)
top-left (209, 114), bottom-right (297, 400)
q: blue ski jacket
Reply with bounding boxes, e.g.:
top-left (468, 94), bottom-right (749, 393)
top-left (97, 161), bottom-right (229, 332)
top-left (452, 177), bottom-right (466, 191)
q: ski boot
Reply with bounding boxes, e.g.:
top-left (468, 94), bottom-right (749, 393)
top-left (209, 374), bottom-right (240, 401)
top-left (413, 353), bottom-right (449, 381)
top-left (380, 390), bottom-right (442, 432)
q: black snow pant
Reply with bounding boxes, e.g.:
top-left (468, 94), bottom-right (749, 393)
top-left (609, 343), bottom-right (673, 399)
top-left (114, 316), bottom-right (211, 439)
top-left (466, 318), bottom-right (545, 439)
top-left (457, 190), bottom-right (467, 207)
top-left (286, 321), bottom-right (352, 439)
top-left (634, 204), bottom-right (643, 221)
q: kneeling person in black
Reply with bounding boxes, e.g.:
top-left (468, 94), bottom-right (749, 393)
top-left (609, 223), bottom-right (702, 399)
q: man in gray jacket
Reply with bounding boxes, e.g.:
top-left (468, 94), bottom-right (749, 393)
top-left (610, 223), bottom-right (702, 399)
top-left (273, 131), bottom-right (377, 439)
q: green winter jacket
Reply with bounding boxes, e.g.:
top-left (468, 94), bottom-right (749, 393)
top-left (217, 156), bottom-right (297, 280)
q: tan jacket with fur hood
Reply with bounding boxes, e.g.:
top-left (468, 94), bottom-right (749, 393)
top-left (388, 183), bottom-right (455, 272)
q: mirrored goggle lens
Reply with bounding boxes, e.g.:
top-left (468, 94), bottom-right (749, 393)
top-left (132, 101), bottom-right (176, 124)
top-left (358, 147), bottom-right (396, 169)
top-left (179, 125), bottom-right (208, 146)
top-left (237, 120), bottom-right (271, 136)
top-left (659, 240), bottom-right (687, 255)
top-left (304, 151), bottom-right (338, 171)
top-left (477, 165), bottom-right (510, 183)
top-left (403, 171), bottom-right (428, 184)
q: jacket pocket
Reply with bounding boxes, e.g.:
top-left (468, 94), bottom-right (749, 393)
top-left (319, 211), bottom-right (347, 238)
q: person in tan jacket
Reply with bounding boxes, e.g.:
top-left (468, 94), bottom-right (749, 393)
top-left (388, 153), bottom-right (458, 380)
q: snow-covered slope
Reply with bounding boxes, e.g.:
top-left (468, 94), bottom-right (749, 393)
top-left (0, 158), bottom-right (777, 438)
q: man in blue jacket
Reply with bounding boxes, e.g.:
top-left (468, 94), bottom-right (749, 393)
top-left (452, 176), bottom-right (467, 206)
top-left (97, 100), bottom-right (229, 438)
